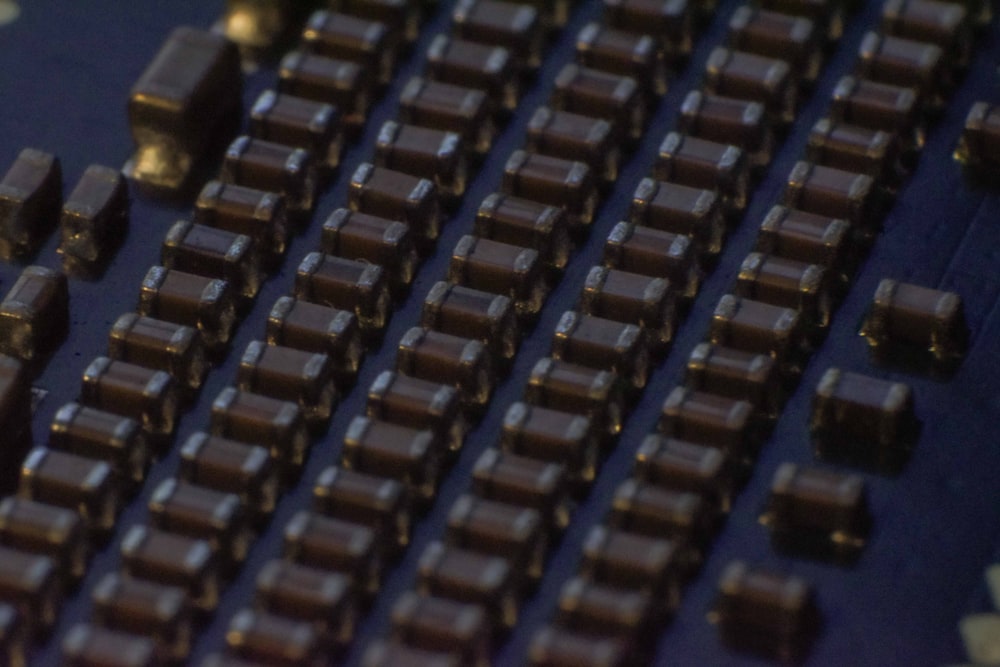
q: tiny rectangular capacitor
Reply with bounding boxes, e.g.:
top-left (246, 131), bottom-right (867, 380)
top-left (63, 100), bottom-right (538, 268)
top-left (283, 510), bottom-right (382, 596)
top-left (758, 0), bottom-right (843, 41)
top-left (236, 341), bottom-right (337, 426)
top-left (396, 327), bottom-right (494, 410)
top-left (474, 193), bottom-right (570, 273)
top-left (829, 75), bottom-right (923, 152)
top-left (221, 135), bottom-right (318, 215)
top-left (91, 573), bottom-right (192, 663)
top-left (709, 295), bottom-right (805, 373)
top-left (179, 432), bottom-right (279, 519)
top-left (0, 148), bottom-right (61, 257)
top-left (528, 626), bottom-right (628, 667)
top-left (0, 545), bottom-right (60, 635)
top-left (602, 0), bottom-right (693, 62)
top-left (685, 342), bottom-right (782, 418)
top-left (881, 0), bottom-right (971, 70)
top-left (735, 252), bottom-right (833, 331)
top-left (278, 51), bottom-right (371, 130)
top-left (302, 10), bottom-right (399, 86)
top-left (580, 525), bottom-right (681, 607)
top-left (210, 387), bottom-right (309, 470)
top-left (162, 220), bottom-right (260, 301)
top-left (955, 101), bottom-right (1000, 168)
top-left (501, 150), bottom-right (598, 230)
top-left (727, 6), bottom-right (822, 84)
top-left (0, 497), bottom-right (86, 584)
top-left (654, 132), bottom-right (749, 215)
top-left (49, 402), bottom-right (149, 487)
top-left (390, 592), bottom-right (492, 667)
top-left (348, 163), bottom-right (440, 250)
top-left (254, 559), bottom-right (356, 646)
top-left (61, 625), bottom-right (157, 667)
top-left (80, 357), bottom-right (178, 437)
top-left (421, 281), bottom-right (520, 365)
top-left (18, 447), bottom-right (119, 535)
top-left (603, 221), bottom-right (700, 300)
top-left (446, 494), bottom-right (547, 580)
top-left (0, 264), bottom-right (70, 362)
top-left (658, 386), bottom-right (757, 465)
top-left (551, 64), bottom-right (646, 143)
top-left (703, 47), bottom-right (796, 125)
top-left (108, 312), bottom-right (207, 391)
top-left (362, 642), bottom-right (462, 667)
top-left (313, 466), bottom-right (410, 552)
top-left (525, 357), bottom-right (624, 438)
top-left (472, 448), bottom-right (572, 533)
top-left (266, 296), bottom-right (363, 388)
top-left (399, 78), bottom-right (496, 156)
top-left (555, 577), bottom-right (655, 647)
top-left (137, 266), bottom-right (237, 353)
top-left (855, 31), bottom-right (946, 103)
top-left (374, 121), bottom-right (467, 199)
top-left (575, 22), bottom-right (666, 99)
top-left (784, 161), bottom-right (877, 235)
top-left (127, 27), bottom-right (241, 192)
top-left (225, 608), bottom-right (323, 667)
top-left (0, 355), bottom-right (29, 469)
top-left (805, 118), bottom-right (901, 185)
top-left (452, 0), bottom-right (543, 70)
top-left (551, 310), bottom-right (650, 391)
top-left (678, 91), bottom-right (773, 168)
top-left (635, 434), bottom-right (734, 512)
top-left (330, 0), bottom-right (422, 44)
top-left (249, 90), bottom-right (343, 170)
top-left (425, 35), bottom-right (520, 113)
top-left (120, 525), bottom-right (219, 612)
top-left (500, 402), bottom-right (599, 487)
top-left (59, 165), bottom-right (128, 264)
top-left (148, 478), bottom-right (251, 566)
top-left (193, 180), bottom-right (289, 264)
top-left (448, 235), bottom-right (546, 319)
top-left (366, 371), bottom-right (465, 454)
top-left (341, 416), bottom-right (442, 503)
top-left (294, 252), bottom-right (391, 338)
top-left (526, 107), bottom-right (619, 183)
top-left (755, 205), bottom-right (852, 276)
top-left (580, 265), bottom-right (676, 350)
top-left (629, 178), bottom-right (724, 258)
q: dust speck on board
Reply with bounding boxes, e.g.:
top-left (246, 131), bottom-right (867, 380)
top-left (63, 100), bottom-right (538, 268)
top-left (0, 1), bottom-right (19, 27)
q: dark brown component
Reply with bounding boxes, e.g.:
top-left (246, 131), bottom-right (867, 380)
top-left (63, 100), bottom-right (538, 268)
top-left (80, 357), bottom-right (178, 436)
top-left (249, 90), bottom-right (343, 169)
top-left (313, 466), bottom-right (409, 551)
top-left (528, 626), bottom-right (628, 667)
top-left (0, 603), bottom-right (26, 667)
top-left (758, 0), bottom-right (843, 41)
top-left (18, 447), bottom-right (118, 535)
top-left (424, 35), bottom-right (520, 112)
top-left (526, 107), bottom-right (619, 183)
top-left (580, 265), bottom-right (675, 349)
top-left (0, 545), bottom-right (60, 635)
top-left (375, 122), bottom-right (466, 199)
top-left (861, 278), bottom-right (968, 365)
top-left (60, 164), bottom-right (128, 263)
top-left (555, 577), bottom-right (654, 644)
top-left (91, 573), bottom-right (192, 662)
top-left (715, 561), bottom-right (821, 661)
top-left (225, 608), bottom-right (323, 666)
top-left (0, 148), bottom-right (61, 256)
top-left (500, 401), bottom-right (599, 486)
top-left (283, 510), bottom-right (382, 596)
top-left (417, 540), bottom-right (520, 629)
top-left (342, 416), bottom-right (441, 503)
top-left (446, 494), bottom-right (547, 580)
top-left (784, 161), bottom-right (876, 234)
top-left (654, 132), bottom-right (749, 214)
top-left (421, 281), bottom-right (519, 364)
top-left (551, 64), bottom-right (646, 143)
top-left (221, 135), bottom-right (318, 214)
top-left (765, 463), bottom-right (872, 560)
top-left (678, 91), bottom-right (773, 167)
top-left (255, 559), bottom-right (356, 645)
top-left (580, 525), bottom-right (681, 607)
top-left (0, 498), bottom-right (85, 583)
top-left (806, 118), bottom-right (900, 184)
top-left (302, 10), bottom-right (398, 85)
top-left (397, 327), bottom-right (493, 410)
top-left (452, 0), bottom-right (543, 69)
top-left (501, 150), bottom-right (598, 229)
top-left (0, 265), bottom-right (69, 361)
top-left (210, 387), bottom-right (309, 469)
top-left (399, 78), bottom-right (496, 155)
top-left (735, 252), bottom-right (832, 330)
top-left (472, 448), bottom-right (571, 533)
top-left (127, 27), bottom-right (241, 192)
top-left (603, 221), bottom-right (700, 300)
top-left (575, 22), bottom-right (666, 99)
top-left (709, 295), bottom-right (804, 371)
top-left (390, 592), bottom-right (492, 666)
top-left (856, 31), bottom-right (945, 102)
top-left (635, 434), bottom-right (734, 512)
top-left (685, 342), bottom-right (781, 417)
top-left (61, 624), bottom-right (158, 667)
top-left (148, 477), bottom-right (250, 565)
top-left (0, 355), bottom-right (29, 458)
top-left (137, 267), bottom-right (236, 353)
top-left (266, 296), bottom-right (363, 388)
top-left (320, 208), bottom-right (417, 289)
top-left (882, 0), bottom-right (971, 69)
top-left (629, 178), bottom-right (724, 258)
top-left (525, 357), bottom-right (624, 438)
top-left (193, 180), bottom-right (289, 264)
top-left (179, 432), bottom-right (278, 518)
top-left (658, 387), bottom-right (757, 464)
top-left (602, 0), bottom-right (693, 61)
top-left (119, 525), bottom-right (219, 611)
top-left (362, 641), bottom-right (461, 667)
top-left (49, 403), bottom-right (149, 487)
top-left (330, 0), bottom-right (421, 43)
top-left (810, 367), bottom-right (918, 467)
top-left (162, 220), bottom-right (260, 301)
top-left (755, 205), bottom-right (852, 273)
top-left (294, 252), bottom-right (391, 337)
top-left (366, 370), bottom-right (465, 454)
top-left (449, 235), bottom-right (546, 318)
top-left (348, 163), bottom-right (440, 249)
top-left (703, 47), bottom-right (796, 124)
top-left (552, 310), bottom-right (649, 391)
top-left (829, 76), bottom-right (922, 151)
top-left (278, 51), bottom-right (371, 128)
top-left (236, 341), bottom-right (336, 425)
top-left (474, 193), bottom-right (570, 272)
top-left (956, 101), bottom-right (1000, 167)
top-left (108, 313), bottom-right (206, 391)
top-left (728, 7), bottom-right (821, 83)
top-left (608, 479), bottom-right (713, 567)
